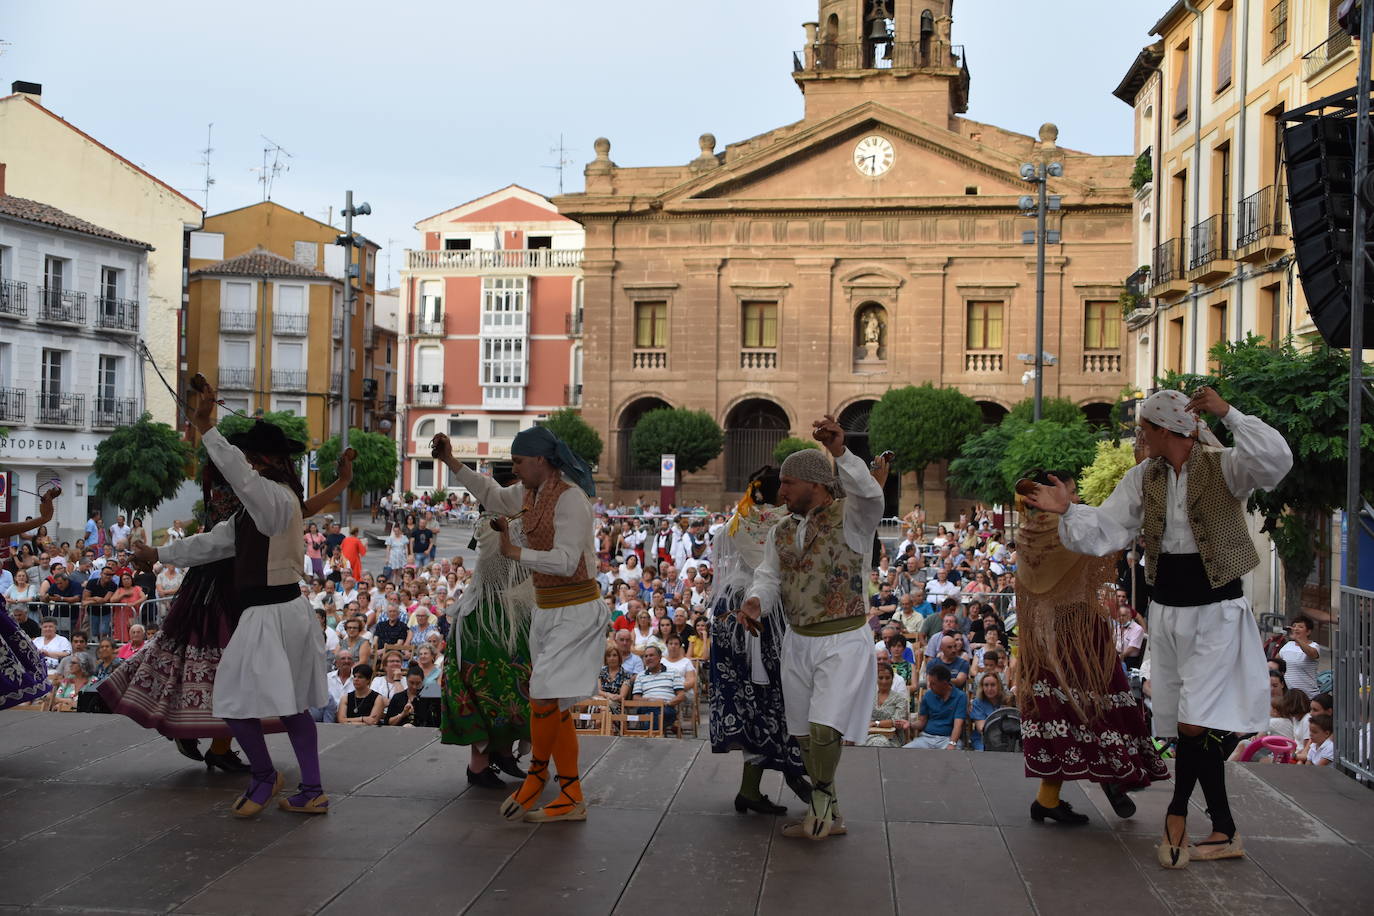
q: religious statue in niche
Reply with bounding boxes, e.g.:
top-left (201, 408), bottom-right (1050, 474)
top-left (857, 305), bottom-right (886, 361)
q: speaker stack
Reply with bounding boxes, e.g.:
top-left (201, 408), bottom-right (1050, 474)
top-left (1283, 109), bottom-right (1374, 348)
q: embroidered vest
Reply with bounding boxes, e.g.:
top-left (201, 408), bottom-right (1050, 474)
top-left (1141, 446), bottom-right (1259, 588)
top-left (522, 476), bottom-right (590, 590)
top-left (231, 487), bottom-right (304, 607)
top-left (773, 498), bottom-right (866, 630)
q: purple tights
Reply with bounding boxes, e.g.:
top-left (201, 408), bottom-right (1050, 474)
top-left (225, 712), bottom-right (324, 807)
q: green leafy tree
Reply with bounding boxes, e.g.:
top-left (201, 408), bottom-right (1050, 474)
top-left (948, 421), bottom-right (1022, 505)
top-left (1159, 336), bottom-right (1374, 615)
top-left (998, 419), bottom-right (1099, 492)
top-left (772, 436), bottom-right (818, 464)
top-left (541, 408), bottom-right (603, 467)
top-left (199, 410), bottom-right (311, 465)
top-left (628, 408), bottom-right (725, 480)
top-left (316, 429), bottom-right (399, 494)
top-left (1007, 396), bottom-right (1085, 426)
top-left (869, 383), bottom-right (982, 501)
top-left (1078, 440), bottom-right (1138, 507)
top-left (92, 413), bottom-right (190, 521)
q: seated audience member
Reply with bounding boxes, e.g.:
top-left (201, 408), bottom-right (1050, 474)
top-left (33, 617), bottom-right (72, 673)
top-left (385, 665), bottom-right (437, 727)
top-left (1310, 692), bottom-right (1333, 719)
top-left (863, 663), bottom-right (909, 748)
top-left (612, 629), bottom-right (645, 676)
top-left (372, 650), bottom-right (407, 702)
top-left (89, 637), bottom-right (121, 686)
top-left (1297, 714), bottom-right (1334, 766)
top-left (318, 650), bottom-right (355, 723)
top-left (8, 603), bottom-right (41, 640)
top-left (923, 611), bottom-right (971, 660)
top-left (116, 624), bottom-right (148, 660)
top-left (338, 617), bottom-right (373, 667)
top-left (373, 603), bottom-right (409, 651)
top-left (892, 592), bottom-right (926, 638)
top-left (925, 634), bottom-right (971, 689)
top-left (55, 631), bottom-right (93, 679)
top-left (903, 664), bottom-right (967, 749)
top-left (596, 644), bottom-right (634, 712)
top-left (970, 672), bottom-right (1014, 751)
top-left (50, 655), bottom-right (92, 710)
top-left (337, 663), bottom-right (384, 725)
top-left (660, 634), bottom-right (697, 693)
top-left (631, 646), bottom-right (685, 731)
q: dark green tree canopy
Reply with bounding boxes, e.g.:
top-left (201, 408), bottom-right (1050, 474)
top-left (869, 384), bottom-right (982, 494)
top-left (93, 413), bottom-right (190, 520)
top-left (772, 437), bottom-right (818, 465)
top-left (541, 409), bottom-right (603, 467)
top-left (628, 408), bottom-right (724, 475)
top-left (317, 429), bottom-right (399, 493)
top-left (948, 420), bottom-right (1023, 505)
top-left (1007, 396), bottom-right (1085, 426)
top-left (998, 419), bottom-right (1099, 492)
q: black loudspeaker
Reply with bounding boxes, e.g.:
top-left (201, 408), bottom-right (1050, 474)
top-left (1283, 113), bottom-right (1374, 348)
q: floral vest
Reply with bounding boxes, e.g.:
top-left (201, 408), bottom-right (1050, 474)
top-left (522, 475), bottom-right (590, 590)
top-left (773, 498), bottom-right (866, 632)
top-left (1142, 446), bottom-right (1259, 588)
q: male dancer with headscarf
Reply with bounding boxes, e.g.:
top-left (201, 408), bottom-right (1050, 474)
top-left (132, 379), bottom-right (329, 817)
top-left (431, 427), bottom-right (601, 823)
top-left (1024, 387), bottom-right (1291, 868)
top-left (739, 415), bottom-right (884, 840)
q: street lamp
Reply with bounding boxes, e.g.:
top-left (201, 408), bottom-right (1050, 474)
top-left (1018, 161), bottom-right (1062, 422)
top-left (336, 191), bottom-right (371, 527)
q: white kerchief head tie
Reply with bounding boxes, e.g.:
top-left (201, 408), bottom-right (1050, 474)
top-left (1139, 389), bottom-right (1221, 446)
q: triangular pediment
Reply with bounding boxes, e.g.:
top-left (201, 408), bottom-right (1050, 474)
top-left (660, 102), bottom-right (1086, 211)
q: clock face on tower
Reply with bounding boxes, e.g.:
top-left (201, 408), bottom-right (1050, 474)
top-left (853, 135), bottom-right (895, 177)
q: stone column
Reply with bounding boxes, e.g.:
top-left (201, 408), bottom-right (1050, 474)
top-left (793, 257), bottom-right (836, 419)
top-left (682, 257), bottom-right (724, 498)
top-left (581, 256), bottom-right (618, 493)
top-left (906, 256), bottom-right (949, 384)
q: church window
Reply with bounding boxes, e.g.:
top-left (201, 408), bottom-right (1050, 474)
top-left (966, 301), bottom-right (1003, 350)
top-left (741, 302), bottom-right (778, 349)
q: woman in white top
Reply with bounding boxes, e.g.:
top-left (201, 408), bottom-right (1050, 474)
top-left (384, 525), bottom-right (409, 574)
top-left (4, 569), bottom-right (38, 610)
top-left (1277, 615), bottom-right (1321, 696)
top-left (618, 553), bottom-right (642, 585)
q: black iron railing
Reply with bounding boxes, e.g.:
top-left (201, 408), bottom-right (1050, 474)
top-left (1152, 237), bottom-right (1185, 284)
top-left (410, 384), bottom-right (444, 407)
top-left (1302, 29), bottom-right (1352, 78)
top-left (800, 41), bottom-right (964, 71)
top-left (0, 279), bottom-right (27, 318)
top-left (94, 296), bottom-right (139, 333)
top-left (36, 391), bottom-right (84, 426)
top-left (91, 396), bottom-right (139, 428)
top-left (1189, 214), bottom-right (1231, 269)
top-left (0, 387), bottom-right (25, 423)
top-left (273, 369), bottom-right (308, 392)
top-left (411, 312), bottom-right (445, 336)
top-left (1237, 184), bottom-right (1287, 247)
top-left (38, 288), bottom-right (85, 325)
top-left (1126, 265), bottom-right (1151, 297)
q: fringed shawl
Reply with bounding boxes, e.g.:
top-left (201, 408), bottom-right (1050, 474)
top-left (450, 514), bottom-right (535, 657)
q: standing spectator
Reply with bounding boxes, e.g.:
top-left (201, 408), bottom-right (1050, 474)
top-left (424, 511), bottom-right (441, 564)
top-left (108, 573), bottom-right (144, 643)
top-left (303, 523), bottom-right (326, 579)
top-left (1114, 602), bottom-right (1146, 666)
top-left (323, 520), bottom-right (346, 556)
top-left (162, 520), bottom-right (186, 544)
top-left (85, 510), bottom-right (105, 551)
top-left (128, 517), bottom-right (147, 550)
top-left (155, 564), bottom-right (183, 600)
top-left (408, 519), bottom-right (433, 569)
top-left (340, 527), bottom-right (367, 581)
top-left (108, 514), bottom-right (131, 549)
top-left (903, 664), bottom-right (966, 749)
top-left (1278, 615), bottom-right (1321, 696)
top-left (80, 565), bottom-right (119, 639)
top-left (383, 524), bottom-right (409, 578)
top-left (5, 569), bottom-right (38, 614)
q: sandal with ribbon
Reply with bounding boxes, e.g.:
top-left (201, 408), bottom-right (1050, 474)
top-left (231, 771), bottom-right (284, 818)
top-left (1189, 832), bottom-right (1244, 861)
top-left (278, 785), bottom-right (330, 814)
top-left (523, 774), bottom-right (587, 823)
top-left (499, 756), bottom-right (548, 821)
top-left (1156, 814), bottom-right (1190, 869)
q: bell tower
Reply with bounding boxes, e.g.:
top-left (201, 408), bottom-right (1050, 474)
top-left (795, 0), bottom-right (969, 125)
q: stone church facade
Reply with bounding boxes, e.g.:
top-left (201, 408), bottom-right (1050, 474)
top-left (556, 0), bottom-right (1136, 513)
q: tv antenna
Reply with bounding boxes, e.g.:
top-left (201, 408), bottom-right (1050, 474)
top-left (199, 123), bottom-right (215, 211)
top-left (385, 237), bottom-right (399, 289)
top-left (543, 134), bottom-right (575, 195)
top-left (253, 135), bottom-right (293, 201)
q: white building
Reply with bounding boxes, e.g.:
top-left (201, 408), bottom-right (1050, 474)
top-left (0, 190), bottom-right (151, 538)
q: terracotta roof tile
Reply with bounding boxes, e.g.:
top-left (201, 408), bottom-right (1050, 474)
top-left (191, 248), bottom-right (335, 280)
top-left (0, 194), bottom-right (153, 248)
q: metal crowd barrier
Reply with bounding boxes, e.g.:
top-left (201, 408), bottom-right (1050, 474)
top-left (1334, 585), bottom-right (1374, 782)
top-left (24, 596), bottom-right (176, 641)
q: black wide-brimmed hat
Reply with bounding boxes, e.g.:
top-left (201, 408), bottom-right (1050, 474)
top-left (228, 421), bottom-right (306, 457)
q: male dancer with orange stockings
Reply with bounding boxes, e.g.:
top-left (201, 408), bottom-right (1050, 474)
top-left (432, 427), bottom-right (602, 823)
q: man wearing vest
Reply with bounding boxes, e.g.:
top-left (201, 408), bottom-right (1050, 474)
top-left (1025, 387), bottom-right (1291, 869)
top-left (740, 414), bottom-right (885, 840)
top-left (133, 381), bottom-right (330, 818)
top-left (432, 427), bottom-right (602, 824)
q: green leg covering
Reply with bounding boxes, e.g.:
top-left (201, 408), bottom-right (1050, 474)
top-left (805, 724), bottom-right (843, 833)
top-left (739, 761), bottom-right (766, 801)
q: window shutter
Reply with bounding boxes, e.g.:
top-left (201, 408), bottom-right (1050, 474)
top-left (1174, 48), bottom-right (1190, 119)
top-left (1217, 12), bottom-right (1234, 90)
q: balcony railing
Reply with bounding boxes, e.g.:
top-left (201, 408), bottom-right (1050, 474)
top-left (740, 348), bottom-right (778, 370)
top-left (272, 369), bottom-right (308, 392)
top-left (1125, 265), bottom-right (1151, 298)
top-left (329, 372), bottom-right (342, 394)
top-left (0, 387), bottom-right (25, 423)
top-left (1303, 29), bottom-right (1352, 78)
top-left (566, 311), bottom-right (583, 336)
top-left (0, 279), bottom-right (27, 318)
top-left (38, 288), bottom-right (85, 325)
top-left (273, 312), bottom-right (308, 336)
top-left (632, 349), bottom-right (668, 370)
top-left (1188, 214), bottom-right (1231, 269)
top-left (412, 312), bottom-right (445, 336)
top-left (94, 297), bottom-right (139, 333)
top-left (411, 384), bottom-right (444, 407)
top-left (331, 317), bottom-right (343, 338)
top-left (35, 391), bottom-right (84, 427)
top-left (564, 383), bottom-right (583, 406)
top-left (1152, 237), bottom-right (1185, 285)
top-left (964, 351), bottom-right (1004, 373)
top-left (799, 41), bottom-right (964, 72)
top-left (218, 366), bottom-right (254, 390)
top-left (90, 396), bottom-right (139, 429)
top-left (1082, 352), bottom-right (1123, 374)
top-left (406, 249), bottom-right (584, 271)
top-left (220, 310), bottom-right (256, 333)
top-left (363, 326), bottom-right (375, 349)
top-left (1237, 184), bottom-right (1287, 247)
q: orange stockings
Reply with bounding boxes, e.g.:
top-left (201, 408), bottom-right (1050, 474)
top-left (514, 700), bottom-right (582, 811)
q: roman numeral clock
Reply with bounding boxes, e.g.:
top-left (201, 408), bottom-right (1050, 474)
top-left (853, 135), bottom-right (895, 177)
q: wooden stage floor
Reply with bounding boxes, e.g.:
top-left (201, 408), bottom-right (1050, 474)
top-left (0, 709), bottom-right (1371, 915)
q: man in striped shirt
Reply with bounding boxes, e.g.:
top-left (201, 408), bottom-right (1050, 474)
top-left (631, 646), bottom-right (684, 732)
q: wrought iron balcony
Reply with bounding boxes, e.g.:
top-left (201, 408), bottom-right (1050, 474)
top-left (566, 311), bottom-right (583, 336)
top-left (218, 366), bottom-right (254, 390)
top-left (1237, 184), bottom-right (1287, 249)
top-left (1125, 265), bottom-right (1151, 298)
top-left (273, 312), bottom-right (309, 336)
top-left (406, 249), bottom-right (584, 271)
top-left (329, 372), bottom-right (342, 394)
top-left (1188, 214), bottom-right (1231, 270)
top-left (0, 387), bottom-right (25, 423)
top-left (90, 396), bottom-right (139, 429)
top-left (410, 384), bottom-right (444, 407)
top-left (272, 369), bottom-right (308, 392)
top-left (631, 349), bottom-right (668, 370)
top-left (220, 310), bottom-right (256, 333)
top-left (1152, 237), bottom-right (1185, 285)
top-left (564, 383), bottom-right (583, 406)
top-left (94, 296), bottom-right (139, 333)
top-left (37, 288), bottom-right (86, 325)
top-left (35, 391), bottom-right (84, 427)
top-left (363, 326), bottom-right (375, 348)
top-left (0, 279), bottom-right (27, 319)
top-left (331, 316), bottom-right (343, 338)
top-left (1302, 29), bottom-right (1352, 78)
top-left (411, 312), bottom-right (445, 336)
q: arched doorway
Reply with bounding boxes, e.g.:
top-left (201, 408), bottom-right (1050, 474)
top-left (838, 399), bottom-right (899, 515)
top-left (724, 398), bottom-right (790, 491)
top-left (617, 397), bottom-right (671, 489)
top-left (976, 400), bottom-right (1008, 426)
top-left (1081, 401), bottom-right (1113, 430)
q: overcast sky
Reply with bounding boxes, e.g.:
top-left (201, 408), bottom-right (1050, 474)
top-left (2, 0), bottom-right (1162, 287)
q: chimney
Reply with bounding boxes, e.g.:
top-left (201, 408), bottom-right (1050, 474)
top-left (11, 81), bottom-right (42, 103)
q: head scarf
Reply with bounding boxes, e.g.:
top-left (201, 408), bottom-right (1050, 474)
top-left (511, 426), bottom-right (596, 497)
top-left (1139, 389), bottom-right (1221, 446)
top-left (779, 447), bottom-right (839, 496)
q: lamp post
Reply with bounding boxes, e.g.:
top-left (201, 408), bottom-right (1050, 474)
top-left (337, 191), bottom-right (371, 527)
top-left (1018, 161), bottom-right (1062, 422)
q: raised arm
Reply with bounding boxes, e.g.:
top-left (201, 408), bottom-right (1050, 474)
top-left (203, 428), bottom-right (297, 537)
top-left (1218, 408), bottom-right (1293, 496)
top-left (0, 488), bottom-right (56, 540)
top-left (150, 517), bottom-right (237, 569)
top-left (430, 434), bottom-right (525, 515)
top-left (303, 448), bottom-right (355, 517)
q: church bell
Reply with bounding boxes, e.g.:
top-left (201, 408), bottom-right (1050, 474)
top-left (867, 18), bottom-right (891, 41)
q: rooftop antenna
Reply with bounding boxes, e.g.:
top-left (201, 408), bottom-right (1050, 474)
top-left (253, 135), bottom-right (293, 201)
top-left (385, 237), bottom-right (399, 289)
top-left (199, 123), bottom-right (215, 212)
top-left (543, 133), bottom-right (575, 194)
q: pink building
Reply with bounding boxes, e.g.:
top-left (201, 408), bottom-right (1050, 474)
top-left (398, 185), bottom-right (584, 493)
